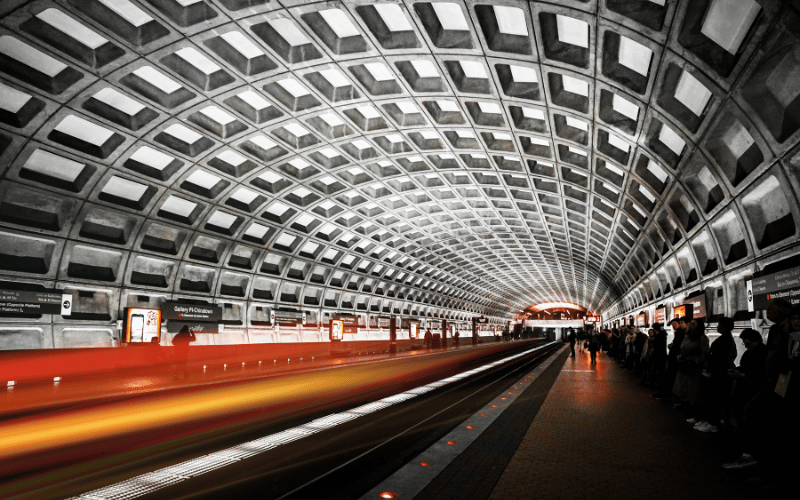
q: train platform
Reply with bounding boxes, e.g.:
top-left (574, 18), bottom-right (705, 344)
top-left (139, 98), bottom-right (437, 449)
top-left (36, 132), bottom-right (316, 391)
top-left (485, 348), bottom-right (767, 500)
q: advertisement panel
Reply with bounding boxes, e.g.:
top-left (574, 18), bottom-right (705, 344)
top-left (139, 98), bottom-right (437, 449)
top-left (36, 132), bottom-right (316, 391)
top-left (683, 295), bottom-right (707, 318)
top-left (126, 308), bottom-right (161, 342)
top-left (162, 302), bottom-right (222, 321)
top-left (747, 265), bottom-right (800, 311)
top-left (0, 290), bottom-right (72, 316)
top-left (409, 321), bottom-right (419, 339)
top-left (585, 315), bottom-right (600, 323)
top-left (673, 304), bottom-right (694, 321)
top-left (654, 308), bottom-right (666, 324)
top-left (330, 319), bottom-right (344, 341)
top-left (637, 314), bottom-right (646, 326)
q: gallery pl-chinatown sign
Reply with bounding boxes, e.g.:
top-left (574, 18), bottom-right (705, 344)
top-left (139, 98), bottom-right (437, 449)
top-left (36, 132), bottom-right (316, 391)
top-left (161, 302), bottom-right (222, 321)
top-left (747, 265), bottom-right (800, 312)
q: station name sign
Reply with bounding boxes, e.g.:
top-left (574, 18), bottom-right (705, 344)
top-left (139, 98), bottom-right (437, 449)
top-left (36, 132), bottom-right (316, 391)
top-left (585, 315), bottom-right (600, 323)
top-left (747, 265), bottom-right (800, 311)
top-left (0, 290), bottom-right (72, 316)
top-left (162, 301), bottom-right (222, 321)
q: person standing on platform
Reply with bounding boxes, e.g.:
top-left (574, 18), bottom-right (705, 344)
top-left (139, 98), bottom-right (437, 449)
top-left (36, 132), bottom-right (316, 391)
top-left (653, 317), bottom-right (687, 401)
top-left (674, 319), bottom-right (709, 423)
top-left (695, 317), bottom-right (737, 433)
top-left (424, 328), bottom-right (432, 349)
top-left (589, 330), bottom-right (600, 363)
top-left (454, 329), bottom-right (460, 347)
top-left (172, 325), bottom-right (196, 380)
top-left (649, 323), bottom-right (668, 389)
top-left (568, 328), bottom-right (577, 357)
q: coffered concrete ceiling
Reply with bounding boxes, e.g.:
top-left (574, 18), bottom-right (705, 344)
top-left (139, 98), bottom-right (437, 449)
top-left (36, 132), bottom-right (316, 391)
top-left (1, 0), bottom-right (799, 325)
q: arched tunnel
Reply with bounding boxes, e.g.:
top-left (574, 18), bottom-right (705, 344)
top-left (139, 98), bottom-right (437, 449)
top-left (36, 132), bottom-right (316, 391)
top-left (0, 0), bottom-right (799, 499)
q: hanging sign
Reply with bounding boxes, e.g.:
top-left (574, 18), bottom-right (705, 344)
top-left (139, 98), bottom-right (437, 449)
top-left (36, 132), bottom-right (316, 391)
top-left (0, 290), bottom-right (73, 315)
top-left (585, 316), bottom-right (600, 323)
top-left (748, 265), bottom-right (800, 311)
top-left (274, 310), bottom-right (303, 326)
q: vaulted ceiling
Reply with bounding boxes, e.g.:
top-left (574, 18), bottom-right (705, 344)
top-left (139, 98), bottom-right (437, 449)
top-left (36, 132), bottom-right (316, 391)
top-left (1, 0), bottom-right (799, 320)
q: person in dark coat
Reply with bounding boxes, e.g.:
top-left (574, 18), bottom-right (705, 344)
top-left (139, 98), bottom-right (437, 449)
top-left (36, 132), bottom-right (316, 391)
top-left (424, 328), bottom-right (433, 349)
top-left (653, 317), bottom-right (687, 401)
top-left (723, 328), bottom-right (767, 470)
top-left (172, 325), bottom-right (196, 380)
top-left (588, 331), bottom-right (600, 363)
top-left (695, 317), bottom-right (737, 432)
top-left (568, 329), bottom-right (577, 357)
top-left (649, 323), bottom-right (668, 389)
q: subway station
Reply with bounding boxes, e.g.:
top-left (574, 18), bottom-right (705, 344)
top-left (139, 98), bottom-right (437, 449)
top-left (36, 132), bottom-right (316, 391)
top-left (0, 0), bottom-right (799, 498)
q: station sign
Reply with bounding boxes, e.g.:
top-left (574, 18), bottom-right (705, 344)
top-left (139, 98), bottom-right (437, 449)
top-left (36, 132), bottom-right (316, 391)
top-left (476, 316), bottom-right (488, 323)
top-left (683, 295), bottom-right (707, 318)
top-left (274, 310), bottom-right (305, 326)
top-left (673, 303), bottom-right (694, 320)
top-left (747, 265), bottom-right (800, 312)
top-left (162, 302), bottom-right (221, 322)
top-left (0, 290), bottom-right (72, 316)
top-left (334, 314), bottom-right (359, 333)
top-left (378, 316), bottom-right (392, 328)
top-left (654, 307), bottom-right (666, 324)
top-left (125, 308), bottom-right (161, 342)
top-left (430, 320), bottom-right (441, 330)
top-left (585, 315), bottom-right (600, 323)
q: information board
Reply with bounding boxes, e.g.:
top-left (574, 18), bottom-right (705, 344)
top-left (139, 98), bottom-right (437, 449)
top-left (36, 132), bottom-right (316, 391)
top-left (0, 290), bottom-right (72, 316)
top-left (430, 320), bottom-right (441, 330)
top-left (585, 315), bottom-right (600, 323)
top-left (747, 265), bottom-right (800, 311)
top-left (378, 316), bottom-right (392, 328)
top-left (162, 302), bottom-right (222, 321)
top-left (166, 320), bottom-right (218, 334)
top-left (409, 322), bottom-right (418, 339)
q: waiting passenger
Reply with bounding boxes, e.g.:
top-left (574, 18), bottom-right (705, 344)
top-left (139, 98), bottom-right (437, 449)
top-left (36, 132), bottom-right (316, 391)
top-left (694, 317), bottom-right (737, 433)
top-left (723, 328), bottom-right (767, 470)
top-left (653, 318), bottom-right (687, 401)
top-left (634, 328), bottom-right (648, 375)
top-left (624, 328), bottom-right (637, 370)
top-left (674, 319), bottom-right (709, 424)
top-left (424, 328), bottom-right (432, 349)
top-left (588, 331), bottom-right (601, 363)
top-left (639, 329), bottom-right (655, 385)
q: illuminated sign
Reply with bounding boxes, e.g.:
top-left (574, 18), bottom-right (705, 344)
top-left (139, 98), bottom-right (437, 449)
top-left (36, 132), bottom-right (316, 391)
top-left (673, 304), bottom-right (693, 320)
top-left (637, 314), bottom-right (646, 326)
top-left (0, 290), bottom-right (72, 316)
top-left (654, 308), bottom-right (666, 324)
top-left (409, 322), bottom-right (419, 339)
top-left (683, 296), bottom-right (706, 318)
top-left (162, 301), bottom-right (221, 321)
top-left (334, 314), bottom-right (359, 333)
top-left (476, 316), bottom-right (488, 323)
top-left (585, 316), bottom-right (600, 323)
top-left (747, 265), bottom-right (800, 311)
top-left (126, 308), bottom-right (161, 342)
top-left (330, 319), bottom-right (344, 341)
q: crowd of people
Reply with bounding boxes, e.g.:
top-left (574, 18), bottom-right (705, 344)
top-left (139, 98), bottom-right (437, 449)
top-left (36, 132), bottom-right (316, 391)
top-left (567, 299), bottom-right (799, 488)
